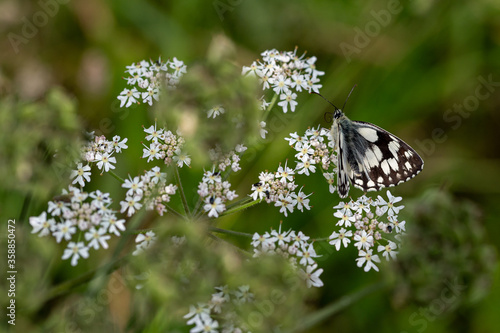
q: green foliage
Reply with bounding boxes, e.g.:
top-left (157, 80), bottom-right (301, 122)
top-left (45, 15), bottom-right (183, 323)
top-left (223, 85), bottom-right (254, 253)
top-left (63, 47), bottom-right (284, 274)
top-left (0, 88), bottom-right (82, 200)
top-left (390, 188), bottom-right (496, 308)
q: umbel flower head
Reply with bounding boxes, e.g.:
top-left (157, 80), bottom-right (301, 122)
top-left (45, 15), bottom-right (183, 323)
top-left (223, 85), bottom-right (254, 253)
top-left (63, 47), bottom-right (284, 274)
top-left (118, 56), bottom-right (187, 107)
top-left (30, 186), bottom-right (125, 266)
top-left (242, 48), bottom-right (324, 113)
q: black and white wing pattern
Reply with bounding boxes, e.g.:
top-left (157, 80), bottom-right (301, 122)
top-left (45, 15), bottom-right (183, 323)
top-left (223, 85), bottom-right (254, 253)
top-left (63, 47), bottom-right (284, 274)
top-left (331, 109), bottom-right (424, 198)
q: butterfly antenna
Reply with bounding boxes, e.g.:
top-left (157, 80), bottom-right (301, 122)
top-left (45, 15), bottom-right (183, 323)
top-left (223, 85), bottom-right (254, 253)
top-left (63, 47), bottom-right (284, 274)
top-left (342, 84), bottom-right (357, 111)
top-left (311, 92), bottom-right (340, 110)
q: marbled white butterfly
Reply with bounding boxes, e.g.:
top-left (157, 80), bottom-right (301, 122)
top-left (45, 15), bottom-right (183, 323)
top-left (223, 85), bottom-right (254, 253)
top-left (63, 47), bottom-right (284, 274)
top-left (318, 93), bottom-right (424, 198)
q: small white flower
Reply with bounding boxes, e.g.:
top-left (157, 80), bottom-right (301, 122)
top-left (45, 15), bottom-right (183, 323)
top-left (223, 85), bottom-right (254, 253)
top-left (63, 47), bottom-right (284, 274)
top-left (204, 197), bottom-right (225, 218)
top-left (122, 176), bottom-right (144, 197)
top-left (297, 243), bottom-right (319, 266)
top-left (141, 86), bottom-right (159, 106)
top-left (277, 90), bottom-right (298, 113)
top-left (376, 190), bottom-right (404, 216)
top-left (85, 227), bottom-right (111, 250)
top-left (334, 210), bottom-right (355, 227)
top-left (29, 212), bottom-right (55, 237)
top-left (296, 156), bottom-right (316, 176)
top-left (70, 163), bottom-right (91, 187)
top-left (356, 249), bottom-right (381, 272)
top-left (133, 231), bottom-right (156, 256)
top-left (112, 136), bottom-right (128, 153)
top-left (190, 315), bottom-right (218, 333)
top-left (274, 194), bottom-right (294, 217)
top-left (95, 152), bottom-right (116, 173)
top-left (101, 216), bottom-right (126, 236)
top-left (62, 241), bottom-right (89, 266)
top-left (173, 151), bottom-right (191, 167)
top-left (378, 241), bottom-right (398, 261)
top-left (207, 105), bottom-right (225, 118)
top-left (251, 232), bottom-right (275, 251)
top-left (290, 189), bottom-right (311, 212)
top-left (117, 88), bottom-right (140, 108)
top-left (272, 74), bottom-right (291, 95)
top-left (353, 230), bottom-right (374, 250)
top-left (120, 195), bottom-right (143, 216)
top-left (300, 263), bottom-right (324, 288)
top-left (144, 123), bottom-right (162, 142)
top-left (329, 227), bottom-right (353, 250)
top-left (53, 220), bottom-right (77, 243)
top-left (142, 142), bottom-right (162, 162)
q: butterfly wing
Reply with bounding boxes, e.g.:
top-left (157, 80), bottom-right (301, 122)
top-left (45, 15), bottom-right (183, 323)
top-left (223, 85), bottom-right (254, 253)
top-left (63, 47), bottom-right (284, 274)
top-left (337, 119), bottom-right (424, 196)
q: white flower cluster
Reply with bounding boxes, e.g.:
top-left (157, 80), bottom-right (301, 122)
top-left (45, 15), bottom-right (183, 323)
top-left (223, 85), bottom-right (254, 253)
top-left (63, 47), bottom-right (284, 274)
top-left (71, 133), bottom-right (129, 187)
top-left (198, 169), bottom-right (238, 218)
top-left (29, 186), bottom-right (126, 266)
top-left (208, 144), bottom-right (247, 173)
top-left (141, 123), bottom-right (191, 167)
top-left (329, 190), bottom-right (406, 272)
top-left (242, 48), bottom-right (324, 113)
top-left (285, 125), bottom-right (336, 175)
top-left (252, 225), bottom-right (323, 288)
top-left (249, 162), bottom-right (312, 217)
top-left (120, 166), bottom-right (178, 217)
top-left (184, 285), bottom-right (254, 333)
top-left (117, 57), bottom-right (187, 107)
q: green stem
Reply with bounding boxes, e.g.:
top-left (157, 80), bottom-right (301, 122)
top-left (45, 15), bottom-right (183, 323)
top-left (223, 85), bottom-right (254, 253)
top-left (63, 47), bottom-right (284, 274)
top-left (108, 170), bottom-right (125, 183)
top-left (165, 203), bottom-right (188, 220)
top-left (288, 281), bottom-right (387, 333)
top-left (39, 255), bottom-right (129, 308)
top-left (219, 197), bottom-right (260, 217)
top-left (262, 93), bottom-right (279, 124)
top-left (174, 166), bottom-right (191, 217)
top-left (208, 226), bottom-right (253, 238)
top-left (224, 196), bottom-right (253, 210)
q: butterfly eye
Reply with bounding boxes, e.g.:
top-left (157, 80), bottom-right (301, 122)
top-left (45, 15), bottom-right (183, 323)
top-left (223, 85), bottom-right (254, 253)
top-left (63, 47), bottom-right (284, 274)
top-left (333, 109), bottom-right (343, 119)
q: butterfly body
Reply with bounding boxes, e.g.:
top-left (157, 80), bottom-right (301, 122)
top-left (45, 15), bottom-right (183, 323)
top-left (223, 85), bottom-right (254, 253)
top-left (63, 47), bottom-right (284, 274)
top-left (331, 109), bottom-right (424, 198)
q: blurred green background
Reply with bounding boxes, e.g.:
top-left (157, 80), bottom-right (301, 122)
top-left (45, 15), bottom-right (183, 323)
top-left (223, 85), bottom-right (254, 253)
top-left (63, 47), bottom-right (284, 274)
top-left (1, 0), bottom-right (500, 332)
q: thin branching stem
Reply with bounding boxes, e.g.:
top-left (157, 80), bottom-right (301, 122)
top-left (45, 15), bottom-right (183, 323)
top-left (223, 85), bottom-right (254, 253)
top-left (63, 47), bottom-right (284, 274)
top-left (108, 170), bottom-right (125, 183)
top-left (174, 166), bottom-right (191, 217)
top-left (287, 281), bottom-right (388, 333)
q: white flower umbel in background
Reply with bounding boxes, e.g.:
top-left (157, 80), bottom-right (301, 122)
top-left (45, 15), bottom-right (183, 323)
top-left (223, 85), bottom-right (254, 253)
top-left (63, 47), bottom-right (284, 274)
top-left (70, 133), bottom-right (128, 188)
top-left (242, 48), bottom-right (324, 114)
top-left (196, 144), bottom-right (246, 218)
top-left (198, 169), bottom-right (238, 218)
top-left (184, 285), bottom-right (254, 332)
top-left (120, 166), bottom-right (178, 217)
top-left (328, 190), bottom-right (405, 272)
top-left (141, 122), bottom-right (190, 167)
top-left (118, 57), bottom-right (187, 107)
top-left (251, 224), bottom-right (323, 288)
top-left (29, 186), bottom-right (125, 266)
